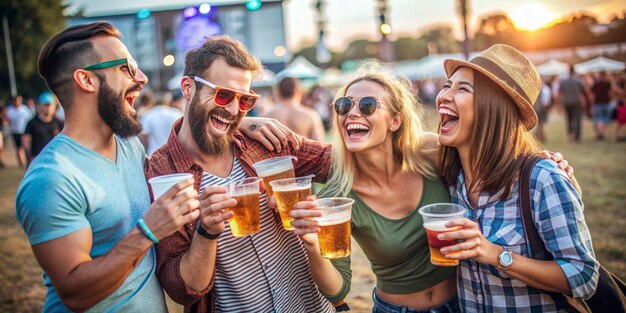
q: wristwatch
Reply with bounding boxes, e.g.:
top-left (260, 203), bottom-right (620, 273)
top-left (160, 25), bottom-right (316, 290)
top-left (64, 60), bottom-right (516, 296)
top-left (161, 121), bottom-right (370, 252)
top-left (196, 221), bottom-right (222, 240)
top-left (498, 247), bottom-right (514, 271)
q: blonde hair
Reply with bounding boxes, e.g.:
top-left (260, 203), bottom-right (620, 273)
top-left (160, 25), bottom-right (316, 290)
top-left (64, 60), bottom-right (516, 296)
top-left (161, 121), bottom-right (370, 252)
top-left (321, 60), bottom-right (436, 197)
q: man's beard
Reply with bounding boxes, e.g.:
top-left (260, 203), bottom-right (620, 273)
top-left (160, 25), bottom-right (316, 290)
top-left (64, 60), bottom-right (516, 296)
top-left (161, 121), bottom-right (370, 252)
top-left (188, 92), bottom-right (243, 156)
top-left (97, 76), bottom-right (142, 138)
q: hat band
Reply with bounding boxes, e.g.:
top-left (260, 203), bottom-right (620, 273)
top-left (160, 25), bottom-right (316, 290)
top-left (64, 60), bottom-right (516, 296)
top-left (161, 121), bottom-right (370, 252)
top-left (470, 56), bottom-right (531, 105)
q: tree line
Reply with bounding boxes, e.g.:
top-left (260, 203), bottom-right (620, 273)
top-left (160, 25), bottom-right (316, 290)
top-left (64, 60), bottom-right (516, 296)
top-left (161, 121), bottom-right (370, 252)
top-left (297, 11), bottom-right (626, 69)
top-left (0, 2), bottom-right (624, 101)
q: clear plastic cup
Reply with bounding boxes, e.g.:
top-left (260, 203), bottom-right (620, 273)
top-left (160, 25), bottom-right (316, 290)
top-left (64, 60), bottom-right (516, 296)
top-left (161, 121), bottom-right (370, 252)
top-left (148, 173), bottom-right (193, 199)
top-left (314, 198), bottom-right (354, 259)
top-left (269, 176), bottom-right (312, 230)
top-left (252, 156), bottom-right (296, 196)
top-left (418, 203), bottom-right (466, 266)
top-left (227, 177), bottom-right (262, 237)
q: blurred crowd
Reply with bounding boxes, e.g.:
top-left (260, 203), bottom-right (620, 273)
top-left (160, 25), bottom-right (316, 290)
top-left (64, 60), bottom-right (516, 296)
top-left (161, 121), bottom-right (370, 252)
top-left (532, 68), bottom-right (626, 142)
top-left (1, 67), bottom-right (624, 170)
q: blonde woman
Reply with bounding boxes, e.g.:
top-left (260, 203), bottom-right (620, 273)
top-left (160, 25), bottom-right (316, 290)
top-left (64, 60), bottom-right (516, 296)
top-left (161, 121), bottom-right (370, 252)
top-left (291, 63), bottom-right (460, 313)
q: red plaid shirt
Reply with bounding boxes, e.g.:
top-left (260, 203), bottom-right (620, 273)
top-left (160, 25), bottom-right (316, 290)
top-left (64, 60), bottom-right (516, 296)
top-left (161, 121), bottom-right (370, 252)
top-left (144, 119), bottom-right (332, 313)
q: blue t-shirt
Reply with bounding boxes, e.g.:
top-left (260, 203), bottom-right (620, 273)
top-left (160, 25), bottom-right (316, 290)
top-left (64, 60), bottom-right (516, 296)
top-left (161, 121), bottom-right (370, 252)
top-left (15, 134), bottom-right (166, 312)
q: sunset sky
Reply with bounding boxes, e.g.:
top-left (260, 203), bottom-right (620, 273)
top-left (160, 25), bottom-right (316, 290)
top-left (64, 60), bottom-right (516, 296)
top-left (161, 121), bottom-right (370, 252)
top-left (65, 0), bottom-right (626, 52)
top-left (284, 0), bottom-right (626, 50)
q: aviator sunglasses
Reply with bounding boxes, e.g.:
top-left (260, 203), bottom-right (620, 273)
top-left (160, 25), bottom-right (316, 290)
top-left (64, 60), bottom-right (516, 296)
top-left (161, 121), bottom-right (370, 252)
top-left (192, 76), bottom-right (259, 112)
top-left (83, 58), bottom-right (138, 79)
top-left (334, 96), bottom-right (394, 116)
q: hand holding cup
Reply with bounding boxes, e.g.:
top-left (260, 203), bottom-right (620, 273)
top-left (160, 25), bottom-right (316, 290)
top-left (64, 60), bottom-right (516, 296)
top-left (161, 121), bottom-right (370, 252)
top-left (290, 196), bottom-right (322, 246)
top-left (143, 176), bottom-right (200, 240)
top-left (197, 186), bottom-right (236, 236)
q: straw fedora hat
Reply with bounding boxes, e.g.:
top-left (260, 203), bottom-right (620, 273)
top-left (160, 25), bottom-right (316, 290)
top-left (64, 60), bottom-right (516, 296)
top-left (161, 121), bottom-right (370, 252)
top-left (443, 44), bottom-right (540, 130)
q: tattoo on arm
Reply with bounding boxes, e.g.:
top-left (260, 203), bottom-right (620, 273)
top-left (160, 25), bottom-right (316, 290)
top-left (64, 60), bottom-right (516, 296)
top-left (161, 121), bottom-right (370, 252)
top-left (249, 123), bottom-right (260, 131)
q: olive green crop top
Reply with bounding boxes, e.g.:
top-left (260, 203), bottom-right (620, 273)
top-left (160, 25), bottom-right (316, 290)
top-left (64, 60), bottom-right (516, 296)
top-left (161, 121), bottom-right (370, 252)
top-left (323, 176), bottom-right (456, 303)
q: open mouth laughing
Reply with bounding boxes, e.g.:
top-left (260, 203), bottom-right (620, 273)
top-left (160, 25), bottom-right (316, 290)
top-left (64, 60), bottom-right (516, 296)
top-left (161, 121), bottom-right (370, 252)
top-left (210, 113), bottom-right (235, 134)
top-left (345, 122), bottom-right (371, 139)
top-left (125, 90), bottom-right (140, 112)
top-left (439, 106), bottom-right (459, 134)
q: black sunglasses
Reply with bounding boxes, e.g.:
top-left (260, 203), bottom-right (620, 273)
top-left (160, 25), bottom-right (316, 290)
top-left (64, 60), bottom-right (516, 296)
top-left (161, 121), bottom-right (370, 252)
top-left (83, 58), bottom-right (138, 79)
top-left (334, 96), bottom-right (393, 116)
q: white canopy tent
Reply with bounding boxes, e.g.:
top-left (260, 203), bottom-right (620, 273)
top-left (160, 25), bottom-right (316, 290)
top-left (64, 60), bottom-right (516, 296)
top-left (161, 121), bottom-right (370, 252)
top-left (167, 73), bottom-right (183, 90)
top-left (396, 52), bottom-right (480, 81)
top-left (394, 56), bottom-right (447, 80)
top-left (574, 56), bottom-right (625, 74)
top-left (275, 56), bottom-right (322, 80)
top-left (318, 68), bottom-right (355, 87)
top-left (251, 68), bottom-right (276, 88)
top-left (536, 59), bottom-right (570, 77)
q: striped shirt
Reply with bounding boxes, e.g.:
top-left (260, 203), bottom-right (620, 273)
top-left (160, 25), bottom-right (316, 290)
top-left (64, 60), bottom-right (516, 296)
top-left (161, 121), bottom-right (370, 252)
top-left (144, 119), bottom-right (333, 313)
top-left (450, 159), bottom-right (599, 313)
top-left (201, 158), bottom-right (334, 312)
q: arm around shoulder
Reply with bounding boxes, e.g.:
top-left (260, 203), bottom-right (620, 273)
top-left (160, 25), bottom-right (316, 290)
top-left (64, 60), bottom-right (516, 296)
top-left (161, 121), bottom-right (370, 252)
top-left (292, 137), bottom-right (332, 181)
top-left (421, 132), bottom-right (441, 168)
top-left (533, 161), bottom-right (599, 299)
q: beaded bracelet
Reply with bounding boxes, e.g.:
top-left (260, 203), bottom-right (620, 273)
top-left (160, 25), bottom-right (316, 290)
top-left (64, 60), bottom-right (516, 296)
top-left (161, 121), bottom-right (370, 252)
top-left (137, 218), bottom-right (159, 244)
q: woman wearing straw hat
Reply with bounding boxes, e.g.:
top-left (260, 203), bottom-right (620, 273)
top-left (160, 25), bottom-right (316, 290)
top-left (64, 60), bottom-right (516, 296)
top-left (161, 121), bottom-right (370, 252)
top-left (434, 44), bottom-right (599, 311)
top-left (286, 56), bottom-right (579, 313)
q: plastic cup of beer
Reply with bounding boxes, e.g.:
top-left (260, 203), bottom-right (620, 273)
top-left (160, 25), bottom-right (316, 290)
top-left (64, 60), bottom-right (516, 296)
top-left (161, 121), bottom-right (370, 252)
top-left (148, 173), bottom-right (193, 199)
top-left (252, 156), bottom-right (296, 196)
top-left (314, 198), bottom-right (354, 259)
top-left (418, 203), bottom-right (466, 266)
top-left (227, 177), bottom-right (262, 237)
top-left (269, 176), bottom-right (312, 230)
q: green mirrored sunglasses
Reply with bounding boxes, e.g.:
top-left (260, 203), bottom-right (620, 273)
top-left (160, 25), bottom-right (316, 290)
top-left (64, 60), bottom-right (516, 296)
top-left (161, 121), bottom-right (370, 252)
top-left (83, 58), bottom-right (138, 79)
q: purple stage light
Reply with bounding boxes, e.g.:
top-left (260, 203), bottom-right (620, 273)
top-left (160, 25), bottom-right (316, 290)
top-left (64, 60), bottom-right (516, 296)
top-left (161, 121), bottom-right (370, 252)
top-left (183, 6), bottom-right (198, 19)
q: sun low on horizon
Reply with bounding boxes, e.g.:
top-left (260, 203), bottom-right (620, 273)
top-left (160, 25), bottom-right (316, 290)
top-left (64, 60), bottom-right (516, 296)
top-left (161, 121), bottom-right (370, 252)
top-left (511, 3), bottom-right (555, 31)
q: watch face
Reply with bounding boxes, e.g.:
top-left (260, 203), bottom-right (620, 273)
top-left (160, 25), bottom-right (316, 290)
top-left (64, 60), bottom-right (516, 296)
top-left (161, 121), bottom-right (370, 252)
top-left (501, 251), bottom-right (513, 266)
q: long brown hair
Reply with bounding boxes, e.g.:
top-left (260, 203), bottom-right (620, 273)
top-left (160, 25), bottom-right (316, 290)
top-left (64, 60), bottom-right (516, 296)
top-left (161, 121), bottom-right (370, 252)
top-left (440, 69), bottom-right (542, 200)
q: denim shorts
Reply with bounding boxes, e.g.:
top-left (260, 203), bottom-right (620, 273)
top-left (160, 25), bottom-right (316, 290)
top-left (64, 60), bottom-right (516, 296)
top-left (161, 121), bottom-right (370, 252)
top-left (593, 103), bottom-right (611, 124)
top-left (372, 289), bottom-right (460, 313)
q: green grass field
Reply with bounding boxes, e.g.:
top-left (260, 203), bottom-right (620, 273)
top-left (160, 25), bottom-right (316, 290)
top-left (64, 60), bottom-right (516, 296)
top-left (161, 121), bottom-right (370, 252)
top-left (0, 109), bottom-right (624, 312)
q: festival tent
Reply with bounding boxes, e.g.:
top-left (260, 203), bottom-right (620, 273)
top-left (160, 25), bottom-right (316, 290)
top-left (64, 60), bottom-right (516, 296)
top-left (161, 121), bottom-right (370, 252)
top-left (394, 56), bottom-right (448, 80)
top-left (574, 56), bottom-right (625, 74)
top-left (167, 73), bottom-right (183, 90)
top-left (319, 68), bottom-right (355, 87)
top-left (251, 68), bottom-right (276, 88)
top-left (396, 52), bottom-right (480, 80)
top-left (275, 56), bottom-right (322, 80)
top-left (536, 59), bottom-right (570, 77)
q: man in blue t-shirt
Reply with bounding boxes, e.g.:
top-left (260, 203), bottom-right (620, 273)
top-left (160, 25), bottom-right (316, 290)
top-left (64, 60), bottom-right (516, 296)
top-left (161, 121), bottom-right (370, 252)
top-left (15, 22), bottom-right (200, 312)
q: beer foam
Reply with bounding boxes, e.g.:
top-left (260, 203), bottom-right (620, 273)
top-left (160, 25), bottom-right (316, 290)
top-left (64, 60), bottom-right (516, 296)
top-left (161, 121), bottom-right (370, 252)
top-left (253, 157), bottom-right (294, 176)
top-left (257, 165), bottom-right (293, 177)
top-left (423, 220), bottom-right (453, 231)
top-left (318, 212), bottom-right (350, 225)
top-left (230, 189), bottom-right (258, 197)
top-left (272, 184), bottom-right (310, 192)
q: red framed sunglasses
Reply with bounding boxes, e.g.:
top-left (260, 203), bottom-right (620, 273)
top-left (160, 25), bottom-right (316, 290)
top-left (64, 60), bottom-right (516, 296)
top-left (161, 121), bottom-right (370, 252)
top-left (193, 76), bottom-right (259, 112)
